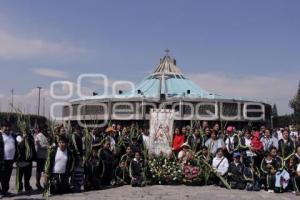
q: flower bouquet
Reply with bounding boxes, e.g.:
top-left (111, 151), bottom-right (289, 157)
top-left (148, 155), bottom-right (183, 185)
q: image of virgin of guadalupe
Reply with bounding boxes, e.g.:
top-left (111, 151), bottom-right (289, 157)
top-left (154, 124), bottom-right (170, 143)
top-left (152, 124), bottom-right (172, 156)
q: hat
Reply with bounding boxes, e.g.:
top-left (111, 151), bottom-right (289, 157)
top-left (180, 142), bottom-right (190, 149)
top-left (233, 152), bottom-right (241, 158)
top-left (226, 126), bottom-right (234, 133)
top-left (105, 127), bottom-right (115, 133)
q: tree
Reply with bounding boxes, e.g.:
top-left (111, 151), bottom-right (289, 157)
top-left (272, 104), bottom-right (278, 117)
top-left (272, 104), bottom-right (279, 128)
top-left (289, 81), bottom-right (300, 131)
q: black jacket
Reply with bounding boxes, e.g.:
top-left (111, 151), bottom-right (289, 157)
top-left (227, 162), bottom-right (245, 182)
top-left (16, 133), bottom-right (36, 162)
top-left (130, 159), bottom-right (144, 178)
top-left (187, 134), bottom-right (202, 153)
top-left (44, 146), bottom-right (75, 176)
top-left (261, 156), bottom-right (283, 175)
top-left (278, 138), bottom-right (295, 159)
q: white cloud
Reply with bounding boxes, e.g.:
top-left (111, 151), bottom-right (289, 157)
top-left (32, 68), bottom-right (69, 79)
top-left (0, 30), bottom-right (86, 60)
top-left (188, 72), bottom-right (299, 115)
top-left (0, 81), bottom-right (93, 118)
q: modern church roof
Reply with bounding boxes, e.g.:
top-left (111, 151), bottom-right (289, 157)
top-left (121, 51), bottom-right (252, 101)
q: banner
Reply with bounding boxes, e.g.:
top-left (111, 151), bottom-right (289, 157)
top-left (149, 109), bottom-right (174, 156)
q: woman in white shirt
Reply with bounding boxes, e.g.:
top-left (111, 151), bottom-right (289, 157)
top-left (212, 148), bottom-right (229, 186)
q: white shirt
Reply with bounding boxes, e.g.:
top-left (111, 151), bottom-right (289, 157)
top-left (225, 135), bottom-right (236, 152)
top-left (244, 137), bottom-right (254, 157)
top-left (142, 134), bottom-right (150, 150)
top-left (35, 132), bottom-right (49, 159)
top-left (212, 156), bottom-right (229, 176)
top-left (108, 136), bottom-right (116, 152)
top-left (277, 130), bottom-right (283, 141)
top-left (53, 148), bottom-right (68, 174)
top-left (205, 138), bottom-right (224, 155)
top-left (297, 163), bottom-right (300, 173)
top-left (2, 133), bottom-right (16, 160)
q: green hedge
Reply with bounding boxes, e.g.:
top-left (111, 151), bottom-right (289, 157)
top-left (0, 112), bottom-right (48, 129)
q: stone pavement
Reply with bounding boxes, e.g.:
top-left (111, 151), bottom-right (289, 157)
top-left (5, 184), bottom-right (300, 200)
top-left (4, 167), bottom-right (299, 200)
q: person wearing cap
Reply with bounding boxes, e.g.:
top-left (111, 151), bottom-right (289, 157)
top-left (227, 152), bottom-right (246, 189)
top-left (178, 142), bottom-right (193, 164)
top-left (225, 126), bottom-right (240, 162)
top-left (0, 121), bottom-right (17, 197)
top-left (84, 144), bottom-right (103, 191)
top-left (44, 135), bottom-right (75, 195)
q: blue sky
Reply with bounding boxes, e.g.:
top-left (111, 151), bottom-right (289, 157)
top-left (0, 0), bottom-right (299, 115)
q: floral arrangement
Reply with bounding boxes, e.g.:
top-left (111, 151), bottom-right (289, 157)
top-left (182, 164), bottom-right (202, 185)
top-left (148, 156), bottom-right (183, 185)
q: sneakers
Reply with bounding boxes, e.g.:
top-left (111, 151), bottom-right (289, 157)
top-left (296, 192), bottom-right (300, 196)
top-left (267, 189), bottom-right (274, 193)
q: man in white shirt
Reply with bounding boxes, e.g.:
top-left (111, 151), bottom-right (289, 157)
top-left (0, 121), bottom-right (16, 197)
top-left (44, 135), bottom-right (74, 195)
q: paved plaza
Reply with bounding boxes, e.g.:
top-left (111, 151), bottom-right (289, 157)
top-left (4, 168), bottom-right (299, 200)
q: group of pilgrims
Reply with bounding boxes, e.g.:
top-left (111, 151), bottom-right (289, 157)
top-left (1, 120), bottom-right (300, 197)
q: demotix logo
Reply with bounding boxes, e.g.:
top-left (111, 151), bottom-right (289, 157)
top-left (50, 73), bottom-right (265, 128)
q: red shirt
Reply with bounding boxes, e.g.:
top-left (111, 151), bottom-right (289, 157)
top-left (251, 131), bottom-right (263, 151)
top-left (172, 134), bottom-right (185, 152)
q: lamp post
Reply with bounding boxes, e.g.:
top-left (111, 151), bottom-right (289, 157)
top-left (37, 86), bottom-right (42, 116)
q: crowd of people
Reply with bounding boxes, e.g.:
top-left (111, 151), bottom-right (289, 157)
top-left (0, 120), bottom-right (300, 198)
